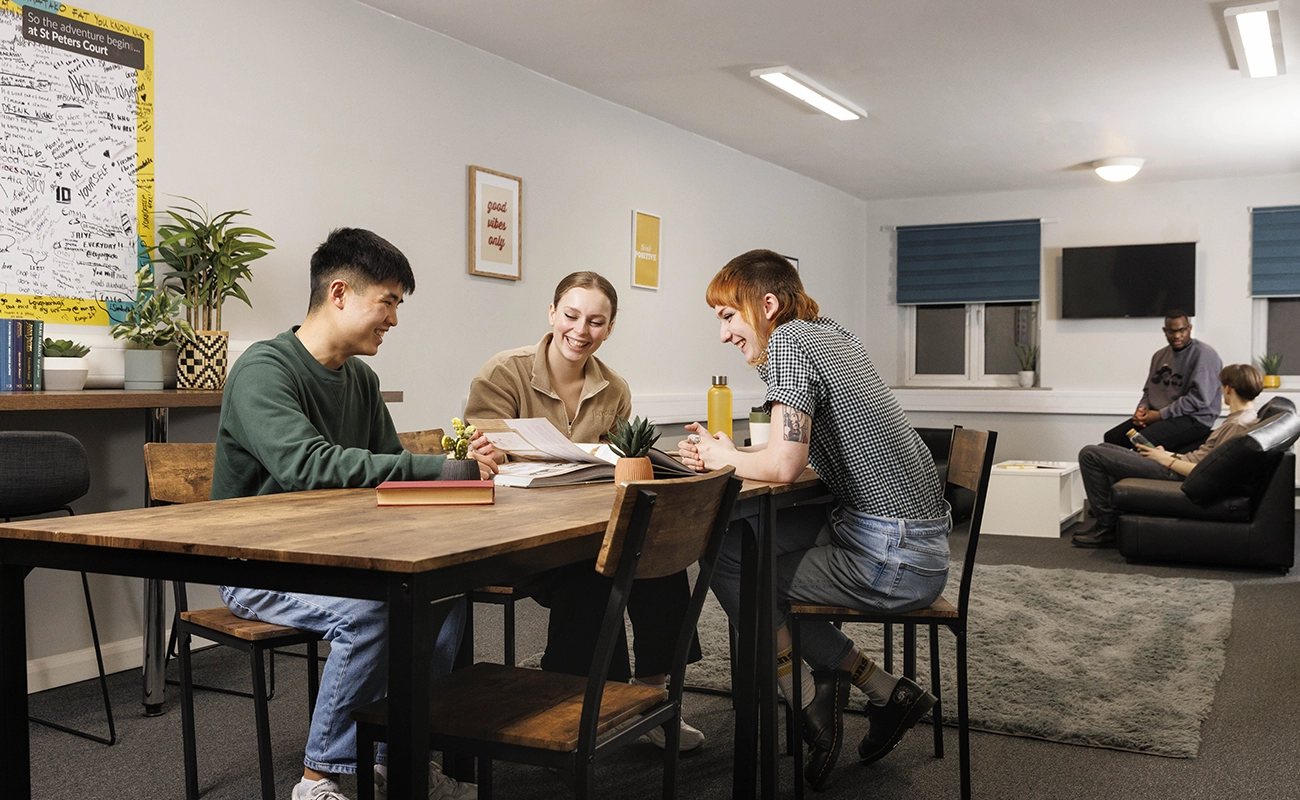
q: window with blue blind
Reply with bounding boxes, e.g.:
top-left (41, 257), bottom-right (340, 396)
top-left (896, 219), bottom-right (1041, 304)
top-left (1252, 205), bottom-right (1300, 297)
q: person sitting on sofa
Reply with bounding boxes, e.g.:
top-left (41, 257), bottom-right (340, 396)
top-left (1073, 362), bottom-right (1262, 549)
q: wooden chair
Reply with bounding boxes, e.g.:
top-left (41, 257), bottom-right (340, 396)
top-left (350, 467), bottom-right (743, 800)
top-left (0, 431), bottom-right (116, 746)
top-left (789, 427), bottom-right (997, 800)
top-left (398, 428), bottom-right (524, 666)
top-left (143, 442), bottom-right (322, 800)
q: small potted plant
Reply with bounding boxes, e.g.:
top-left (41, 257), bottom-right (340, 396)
top-left (153, 197), bottom-right (274, 389)
top-left (110, 265), bottom-right (196, 390)
top-left (609, 415), bottom-right (661, 484)
top-left (42, 338), bottom-right (91, 391)
top-left (1259, 354), bottom-right (1283, 389)
top-left (1015, 344), bottom-right (1038, 388)
top-left (438, 418), bottom-right (482, 480)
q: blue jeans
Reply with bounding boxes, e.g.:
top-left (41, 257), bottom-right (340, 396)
top-left (711, 500), bottom-right (951, 670)
top-left (219, 587), bottom-right (464, 775)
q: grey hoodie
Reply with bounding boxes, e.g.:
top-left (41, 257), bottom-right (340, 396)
top-left (1139, 338), bottom-right (1223, 428)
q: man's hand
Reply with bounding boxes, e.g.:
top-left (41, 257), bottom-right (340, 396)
top-left (1133, 408), bottom-right (1161, 426)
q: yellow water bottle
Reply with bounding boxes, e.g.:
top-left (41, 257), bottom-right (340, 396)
top-left (708, 376), bottom-right (733, 439)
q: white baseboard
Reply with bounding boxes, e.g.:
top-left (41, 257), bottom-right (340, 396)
top-left (26, 628), bottom-right (218, 694)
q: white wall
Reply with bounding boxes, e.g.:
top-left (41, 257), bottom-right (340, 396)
top-left (865, 173), bottom-right (1300, 462)
top-left (22, 0), bottom-right (867, 686)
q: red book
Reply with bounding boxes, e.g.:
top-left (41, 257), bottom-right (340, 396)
top-left (375, 480), bottom-right (495, 506)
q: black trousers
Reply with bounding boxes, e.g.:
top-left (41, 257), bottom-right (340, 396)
top-left (1102, 415), bottom-right (1212, 454)
top-left (518, 561), bottom-right (702, 681)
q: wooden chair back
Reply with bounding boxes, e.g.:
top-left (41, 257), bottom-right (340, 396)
top-left (398, 429), bottom-right (446, 456)
top-left (596, 467), bottom-right (738, 580)
top-left (944, 428), bottom-right (998, 616)
top-left (143, 442), bottom-right (216, 505)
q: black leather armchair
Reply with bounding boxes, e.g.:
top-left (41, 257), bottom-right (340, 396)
top-left (1112, 397), bottom-right (1300, 572)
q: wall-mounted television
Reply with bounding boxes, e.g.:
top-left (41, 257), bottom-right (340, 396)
top-left (1061, 242), bottom-right (1196, 319)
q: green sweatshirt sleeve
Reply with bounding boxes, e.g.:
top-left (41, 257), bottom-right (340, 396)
top-left (212, 336), bottom-right (445, 499)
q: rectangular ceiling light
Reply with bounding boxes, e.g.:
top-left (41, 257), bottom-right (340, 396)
top-left (1225, 2), bottom-right (1286, 78)
top-left (750, 66), bottom-right (867, 121)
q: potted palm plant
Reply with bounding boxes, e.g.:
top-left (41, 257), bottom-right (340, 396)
top-left (609, 415), bottom-right (661, 484)
top-left (439, 418), bottom-right (482, 480)
top-left (42, 338), bottom-right (91, 391)
top-left (110, 265), bottom-right (196, 390)
top-left (153, 197), bottom-right (274, 389)
top-left (1259, 354), bottom-right (1283, 389)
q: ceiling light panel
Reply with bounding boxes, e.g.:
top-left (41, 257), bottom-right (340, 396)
top-left (1225, 2), bottom-right (1286, 78)
top-left (751, 66), bottom-right (867, 121)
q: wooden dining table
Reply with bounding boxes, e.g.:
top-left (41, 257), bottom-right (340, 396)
top-left (0, 469), bottom-right (826, 799)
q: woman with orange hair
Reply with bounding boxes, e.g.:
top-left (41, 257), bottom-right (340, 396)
top-left (678, 249), bottom-right (949, 790)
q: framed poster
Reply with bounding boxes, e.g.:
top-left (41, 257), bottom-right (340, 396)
top-left (0, 0), bottom-right (153, 326)
top-left (468, 166), bottom-right (521, 280)
top-left (632, 210), bottom-right (660, 290)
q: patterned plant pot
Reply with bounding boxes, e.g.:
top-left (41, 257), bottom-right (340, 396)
top-left (178, 331), bottom-right (230, 390)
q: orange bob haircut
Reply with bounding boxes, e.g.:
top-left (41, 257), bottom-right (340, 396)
top-left (705, 249), bottom-right (820, 361)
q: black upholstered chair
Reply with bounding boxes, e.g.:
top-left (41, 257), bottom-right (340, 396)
top-left (1114, 397), bottom-right (1300, 572)
top-left (0, 431), bottom-right (115, 745)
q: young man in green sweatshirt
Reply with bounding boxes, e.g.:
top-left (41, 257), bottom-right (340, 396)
top-left (212, 228), bottom-right (491, 800)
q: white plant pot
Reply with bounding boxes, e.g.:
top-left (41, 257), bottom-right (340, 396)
top-left (1017, 370), bottom-right (1036, 388)
top-left (42, 356), bottom-right (89, 391)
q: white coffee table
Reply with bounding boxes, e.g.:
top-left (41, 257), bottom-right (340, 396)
top-left (981, 460), bottom-right (1085, 538)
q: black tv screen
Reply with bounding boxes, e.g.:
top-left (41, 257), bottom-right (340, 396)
top-left (1061, 242), bottom-right (1196, 319)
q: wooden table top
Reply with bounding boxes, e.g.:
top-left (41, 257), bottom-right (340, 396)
top-left (0, 470), bottom-right (821, 574)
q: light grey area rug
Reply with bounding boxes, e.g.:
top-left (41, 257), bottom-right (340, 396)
top-left (678, 563), bottom-right (1235, 758)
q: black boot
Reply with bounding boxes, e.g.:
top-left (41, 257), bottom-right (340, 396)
top-left (800, 670), bottom-right (850, 790)
top-left (857, 676), bottom-right (936, 766)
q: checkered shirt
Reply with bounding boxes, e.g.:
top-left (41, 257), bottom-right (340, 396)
top-left (758, 317), bottom-right (944, 520)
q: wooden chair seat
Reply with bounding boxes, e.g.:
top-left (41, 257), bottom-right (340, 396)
top-left (353, 662), bottom-right (666, 752)
top-left (179, 607), bottom-right (320, 643)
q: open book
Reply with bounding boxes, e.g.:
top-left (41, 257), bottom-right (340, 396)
top-left (468, 417), bottom-right (695, 488)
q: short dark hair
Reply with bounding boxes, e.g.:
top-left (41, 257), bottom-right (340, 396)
top-left (308, 228), bottom-right (415, 311)
top-left (1220, 364), bottom-right (1263, 401)
top-left (1164, 309), bottom-right (1190, 323)
top-left (552, 271), bottom-right (619, 324)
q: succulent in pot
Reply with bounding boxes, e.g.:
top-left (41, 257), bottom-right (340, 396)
top-left (1259, 353), bottom-right (1283, 389)
top-left (42, 337), bottom-right (91, 391)
top-left (609, 415), bottom-right (661, 484)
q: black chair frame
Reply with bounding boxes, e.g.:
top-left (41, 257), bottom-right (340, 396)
top-left (789, 428), bottom-right (997, 800)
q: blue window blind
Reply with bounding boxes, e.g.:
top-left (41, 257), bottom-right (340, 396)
top-left (1252, 205), bottom-right (1300, 297)
top-left (896, 219), bottom-right (1041, 304)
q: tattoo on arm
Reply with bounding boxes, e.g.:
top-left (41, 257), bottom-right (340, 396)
top-left (782, 408), bottom-right (811, 444)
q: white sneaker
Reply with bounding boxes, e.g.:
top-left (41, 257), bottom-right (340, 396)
top-left (292, 777), bottom-right (349, 800)
top-left (644, 717), bottom-right (706, 752)
top-left (374, 761), bottom-right (477, 800)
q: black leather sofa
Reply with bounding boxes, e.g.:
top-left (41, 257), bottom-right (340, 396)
top-left (1111, 397), bottom-right (1300, 572)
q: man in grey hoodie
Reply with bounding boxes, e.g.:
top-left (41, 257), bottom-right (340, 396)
top-left (1101, 310), bottom-right (1222, 453)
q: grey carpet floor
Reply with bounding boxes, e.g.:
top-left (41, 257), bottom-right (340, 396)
top-left (26, 518), bottom-right (1300, 799)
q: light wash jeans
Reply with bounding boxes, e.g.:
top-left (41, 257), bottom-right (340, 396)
top-left (219, 587), bottom-right (464, 775)
top-left (711, 500), bottom-right (952, 670)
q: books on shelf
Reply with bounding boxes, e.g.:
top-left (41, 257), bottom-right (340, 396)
top-left (468, 417), bottom-right (694, 488)
top-left (375, 479), bottom-right (496, 506)
top-left (0, 318), bottom-right (43, 392)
